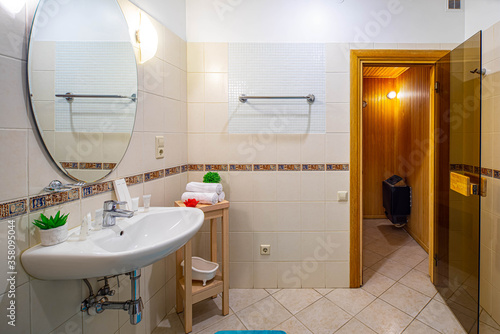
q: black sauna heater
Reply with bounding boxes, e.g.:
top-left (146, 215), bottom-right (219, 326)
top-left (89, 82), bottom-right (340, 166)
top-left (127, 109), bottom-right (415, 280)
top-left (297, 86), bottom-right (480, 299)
top-left (382, 175), bottom-right (412, 227)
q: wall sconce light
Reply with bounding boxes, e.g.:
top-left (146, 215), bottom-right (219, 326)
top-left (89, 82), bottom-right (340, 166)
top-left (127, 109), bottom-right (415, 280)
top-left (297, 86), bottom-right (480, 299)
top-left (0, 0), bottom-right (25, 15)
top-left (135, 12), bottom-right (158, 64)
top-left (387, 91), bottom-right (397, 100)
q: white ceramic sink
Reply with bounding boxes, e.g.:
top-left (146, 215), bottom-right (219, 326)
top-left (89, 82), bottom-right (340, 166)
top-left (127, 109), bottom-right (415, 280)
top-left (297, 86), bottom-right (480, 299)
top-left (21, 207), bottom-right (204, 280)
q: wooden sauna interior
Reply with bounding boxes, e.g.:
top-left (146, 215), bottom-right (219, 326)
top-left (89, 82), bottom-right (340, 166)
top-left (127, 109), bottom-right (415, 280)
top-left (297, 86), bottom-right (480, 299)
top-left (362, 65), bottom-right (433, 251)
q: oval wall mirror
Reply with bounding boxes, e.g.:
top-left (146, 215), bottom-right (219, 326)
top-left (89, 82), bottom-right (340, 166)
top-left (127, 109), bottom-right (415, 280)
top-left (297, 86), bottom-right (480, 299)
top-left (28, 0), bottom-right (138, 183)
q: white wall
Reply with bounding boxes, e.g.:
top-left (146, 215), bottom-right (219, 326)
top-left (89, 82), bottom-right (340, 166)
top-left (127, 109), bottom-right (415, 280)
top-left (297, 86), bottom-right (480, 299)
top-left (130, 0), bottom-right (187, 40)
top-left (186, 0), bottom-right (465, 43)
top-left (464, 0), bottom-right (500, 39)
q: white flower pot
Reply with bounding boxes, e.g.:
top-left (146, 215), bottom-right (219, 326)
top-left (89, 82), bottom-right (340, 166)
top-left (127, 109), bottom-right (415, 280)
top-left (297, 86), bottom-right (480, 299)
top-left (39, 224), bottom-right (68, 246)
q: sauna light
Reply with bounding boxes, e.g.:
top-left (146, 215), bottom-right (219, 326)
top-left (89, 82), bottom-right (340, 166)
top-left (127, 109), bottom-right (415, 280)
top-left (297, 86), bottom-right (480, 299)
top-left (387, 91), bottom-right (397, 99)
top-left (136, 12), bottom-right (158, 64)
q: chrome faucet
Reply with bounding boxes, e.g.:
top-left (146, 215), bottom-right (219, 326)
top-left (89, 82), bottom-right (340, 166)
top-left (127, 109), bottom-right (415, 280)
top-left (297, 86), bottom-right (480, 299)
top-left (102, 200), bottom-right (134, 227)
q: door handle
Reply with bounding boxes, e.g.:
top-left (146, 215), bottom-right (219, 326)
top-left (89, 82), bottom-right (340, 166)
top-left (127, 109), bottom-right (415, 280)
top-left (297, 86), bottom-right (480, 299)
top-left (450, 172), bottom-right (487, 197)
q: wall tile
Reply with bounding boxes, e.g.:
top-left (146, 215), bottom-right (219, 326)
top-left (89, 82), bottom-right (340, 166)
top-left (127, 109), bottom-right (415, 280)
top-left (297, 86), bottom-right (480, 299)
top-left (164, 28), bottom-right (181, 68)
top-left (30, 279), bottom-right (82, 334)
top-left (301, 203), bottom-right (325, 231)
top-left (300, 172), bottom-right (325, 201)
top-left (326, 43), bottom-right (349, 73)
top-left (205, 103), bottom-right (228, 133)
top-left (0, 5), bottom-right (26, 60)
top-left (164, 98), bottom-right (181, 133)
top-left (230, 262), bottom-right (253, 288)
top-left (252, 172), bottom-right (277, 201)
top-left (0, 56), bottom-right (28, 129)
top-left (187, 42), bottom-right (204, 73)
top-left (187, 73), bottom-right (204, 102)
top-left (204, 134), bottom-right (229, 163)
top-left (326, 103), bottom-right (350, 133)
top-left (143, 178), bottom-right (165, 207)
top-left (277, 262), bottom-right (302, 288)
top-left (325, 171), bottom-right (349, 201)
top-left (301, 134), bottom-right (325, 164)
top-left (277, 232), bottom-right (301, 261)
top-left (276, 203), bottom-right (301, 232)
top-left (230, 232), bottom-right (253, 261)
top-left (143, 57), bottom-right (164, 96)
top-left (276, 172), bottom-right (301, 201)
top-left (0, 129), bottom-right (27, 202)
top-left (0, 282), bottom-right (30, 334)
top-left (326, 133), bottom-right (350, 163)
top-left (276, 134), bottom-right (301, 163)
top-left (253, 202), bottom-right (277, 231)
top-left (205, 43), bottom-right (228, 73)
top-left (326, 73), bottom-right (350, 103)
top-left (205, 73), bottom-right (228, 103)
top-left (325, 262), bottom-right (350, 287)
top-left (229, 202), bottom-right (253, 232)
top-left (326, 201), bottom-right (349, 231)
top-left (254, 262), bottom-right (278, 288)
top-left (143, 92), bottom-right (166, 132)
top-left (163, 62), bottom-right (181, 100)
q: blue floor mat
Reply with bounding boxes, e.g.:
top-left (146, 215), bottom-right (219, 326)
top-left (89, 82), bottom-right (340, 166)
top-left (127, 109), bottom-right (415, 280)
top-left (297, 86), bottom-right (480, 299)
top-left (216, 331), bottom-right (286, 334)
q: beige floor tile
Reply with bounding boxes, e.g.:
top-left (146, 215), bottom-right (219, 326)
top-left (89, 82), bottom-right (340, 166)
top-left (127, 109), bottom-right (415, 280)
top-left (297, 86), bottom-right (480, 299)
top-left (236, 296), bottom-right (292, 330)
top-left (448, 286), bottom-right (478, 312)
top-left (386, 244), bottom-right (428, 268)
top-left (194, 314), bottom-right (246, 334)
top-left (364, 239), bottom-right (402, 257)
top-left (179, 296), bottom-right (233, 333)
top-left (273, 316), bottom-right (312, 334)
top-left (265, 289), bottom-right (281, 295)
top-left (228, 289), bottom-right (269, 312)
top-left (335, 318), bottom-right (376, 333)
top-left (371, 258), bottom-right (413, 281)
top-left (433, 292), bottom-right (446, 303)
top-left (402, 320), bottom-right (440, 334)
top-left (399, 269), bottom-right (438, 298)
top-left (325, 288), bottom-right (375, 315)
top-left (314, 288), bottom-right (334, 295)
top-left (363, 248), bottom-right (384, 267)
top-left (380, 283), bottom-right (431, 317)
top-left (416, 300), bottom-right (466, 334)
top-left (152, 313), bottom-right (185, 334)
top-left (362, 268), bottom-right (396, 297)
top-left (296, 298), bottom-right (352, 334)
top-left (481, 311), bottom-right (500, 330)
top-left (479, 323), bottom-right (500, 334)
top-left (356, 299), bottom-right (413, 334)
top-left (273, 289), bottom-right (322, 315)
top-left (414, 258), bottom-right (430, 274)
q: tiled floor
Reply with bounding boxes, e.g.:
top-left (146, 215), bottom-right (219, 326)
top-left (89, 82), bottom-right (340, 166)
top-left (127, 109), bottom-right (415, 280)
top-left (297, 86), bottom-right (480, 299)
top-left (153, 219), bottom-right (500, 334)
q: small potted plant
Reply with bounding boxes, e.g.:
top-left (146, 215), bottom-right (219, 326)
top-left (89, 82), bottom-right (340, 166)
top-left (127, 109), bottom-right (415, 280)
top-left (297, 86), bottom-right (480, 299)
top-left (203, 172), bottom-right (221, 183)
top-left (32, 211), bottom-right (70, 246)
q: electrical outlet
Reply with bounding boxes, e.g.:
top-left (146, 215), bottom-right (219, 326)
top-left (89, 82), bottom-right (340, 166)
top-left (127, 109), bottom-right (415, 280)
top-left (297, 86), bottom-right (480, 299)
top-left (155, 136), bottom-right (164, 159)
top-left (260, 245), bottom-right (271, 255)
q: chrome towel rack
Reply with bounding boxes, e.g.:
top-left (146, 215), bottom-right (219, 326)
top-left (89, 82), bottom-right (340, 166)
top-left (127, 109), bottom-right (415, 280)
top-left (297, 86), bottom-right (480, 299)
top-left (56, 92), bottom-right (137, 102)
top-left (239, 94), bottom-right (315, 104)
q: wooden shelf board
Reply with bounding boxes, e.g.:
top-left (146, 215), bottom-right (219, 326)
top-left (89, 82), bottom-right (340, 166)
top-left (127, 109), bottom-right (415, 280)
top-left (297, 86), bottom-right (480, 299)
top-left (175, 200), bottom-right (230, 212)
top-left (178, 271), bottom-right (223, 304)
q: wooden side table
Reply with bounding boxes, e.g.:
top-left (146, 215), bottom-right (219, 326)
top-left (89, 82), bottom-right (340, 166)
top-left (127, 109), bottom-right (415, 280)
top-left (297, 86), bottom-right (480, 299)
top-left (174, 200), bottom-right (230, 333)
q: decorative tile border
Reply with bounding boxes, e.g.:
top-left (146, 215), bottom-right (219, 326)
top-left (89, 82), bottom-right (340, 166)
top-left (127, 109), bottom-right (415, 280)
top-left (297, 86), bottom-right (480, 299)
top-left (165, 166), bottom-right (180, 176)
top-left (278, 164), bottom-right (301, 171)
top-left (0, 199), bottom-right (27, 219)
top-left (481, 168), bottom-right (493, 177)
top-left (253, 164), bottom-right (277, 171)
top-left (125, 174), bottom-right (143, 186)
top-left (302, 164), bottom-right (325, 171)
top-left (205, 164), bottom-right (229, 171)
top-left (81, 181), bottom-right (114, 199)
top-left (229, 164), bottom-right (253, 171)
top-left (30, 189), bottom-right (80, 212)
top-left (61, 162), bottom-right (117, 170)
top-left (464, 164), bottom-right (474, 173)
top-left (144, 169), bottom-right (165, 182)
top-left (188, 164), bottom-right (204, 172)
top-left (494, 170), bottom-right (500, 179)
top-left (450, 164), bottom-right (463, 171)
top-left (0, 161), bottom-right (351, 220)
top-left (327, 164), bottom-right (349, 171)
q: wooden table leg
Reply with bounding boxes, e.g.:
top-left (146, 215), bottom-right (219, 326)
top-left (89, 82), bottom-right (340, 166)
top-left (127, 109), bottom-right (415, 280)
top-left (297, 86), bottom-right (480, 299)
top-left (184, 241), bottom-right (193, 333)
top-left (210, 218), bottom-right (218, 298)
top-left (222, 208), bottom-right (229, 315)
top-left (175, 248), bottom-right (183, 313)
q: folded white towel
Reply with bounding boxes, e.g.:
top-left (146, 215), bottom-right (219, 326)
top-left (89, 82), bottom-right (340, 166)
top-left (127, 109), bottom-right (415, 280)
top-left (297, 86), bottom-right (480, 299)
top-left (218, 192), bottom-right (225, 202)
top-left (186, 182), bottom-right (223, 195)
top-left (181, 192), bottom-right (218, 205)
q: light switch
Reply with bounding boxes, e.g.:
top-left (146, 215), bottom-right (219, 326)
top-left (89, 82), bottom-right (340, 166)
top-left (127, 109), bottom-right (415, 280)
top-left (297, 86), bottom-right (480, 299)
top-left (155, 136), bottom-right (164, 159)
top-left (337, 191), bottom-right (348, 201)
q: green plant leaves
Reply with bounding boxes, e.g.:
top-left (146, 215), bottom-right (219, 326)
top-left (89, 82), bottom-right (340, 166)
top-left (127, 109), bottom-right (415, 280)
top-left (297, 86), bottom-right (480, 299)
top-left (32, 211), bottom-right (69, 230)
top-left (203, 172), bottom-right (221, 183)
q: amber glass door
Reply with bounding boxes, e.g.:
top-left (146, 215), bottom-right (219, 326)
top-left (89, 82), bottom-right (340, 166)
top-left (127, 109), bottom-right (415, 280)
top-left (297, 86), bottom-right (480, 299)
top-left (434, 32), bottom-right (482, 333)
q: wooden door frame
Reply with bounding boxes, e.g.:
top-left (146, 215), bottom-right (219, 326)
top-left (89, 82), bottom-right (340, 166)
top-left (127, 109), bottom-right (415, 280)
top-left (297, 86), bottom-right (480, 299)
top-left (349, 50), bottom-right (449, 288)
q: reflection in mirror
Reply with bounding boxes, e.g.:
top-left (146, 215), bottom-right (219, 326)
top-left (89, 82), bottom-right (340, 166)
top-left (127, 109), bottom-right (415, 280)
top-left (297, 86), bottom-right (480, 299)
top-left (28, 0), bottom-right (138, 183)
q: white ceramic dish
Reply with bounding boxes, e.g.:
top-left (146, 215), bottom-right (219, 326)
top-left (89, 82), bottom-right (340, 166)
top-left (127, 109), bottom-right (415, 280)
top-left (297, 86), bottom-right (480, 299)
top-left (181, 256), bottom-right (219, 286)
